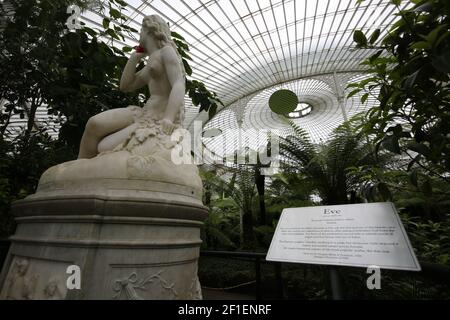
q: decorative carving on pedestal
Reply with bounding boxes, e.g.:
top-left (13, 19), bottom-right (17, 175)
top-left (43, 277), bottom-right (64, 300)
top-left (187, 264), bottom-right (202, 300)
top-left (0, 257), bottom-right (69, 300)
top-left (112, 270), bottom-right (178, 300)
top-left (1, 258), bottom-right (38, 300)
top-left (187, 276), bottom-right (203, 300)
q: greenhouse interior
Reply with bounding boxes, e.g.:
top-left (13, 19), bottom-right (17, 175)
top-left (0, 0), bottom-right (449, 302)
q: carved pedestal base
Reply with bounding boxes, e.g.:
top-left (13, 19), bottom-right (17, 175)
top-left (0, 182), bottom-right (207, 300)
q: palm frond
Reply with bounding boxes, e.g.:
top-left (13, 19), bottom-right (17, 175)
top-left (278, 116), bottom-right (391, 204)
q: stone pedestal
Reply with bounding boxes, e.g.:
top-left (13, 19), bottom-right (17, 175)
top-left (0, 179), bottom-right (207, 300)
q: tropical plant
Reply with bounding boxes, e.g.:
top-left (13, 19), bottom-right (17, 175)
top-left (0, 130), bottom-right (70, 237)
top-left (347, 156), bottom-right (450, 263)
top-left (348, 0), bottom-right (450, 266)
top-left (349, 0), bottom-right (450, 178)
top-left (402, 213), bottom-right (450, 264)
top-left (201, 198), bottom-right (239, 250)
top-left (279, 119), bottom-right (391, 205)
top-left (262, 169), bottom-right (314, 230)
top-left (200, 165), bottom-right (257, 249)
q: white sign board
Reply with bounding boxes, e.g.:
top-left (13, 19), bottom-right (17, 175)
top-left (266, 202), bottom-right (421, 271)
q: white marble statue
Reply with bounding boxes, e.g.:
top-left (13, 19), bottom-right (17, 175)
top-left (35, 15), bottom-right (202, 197)
top-left (78, 15), bottom-right (186, 159)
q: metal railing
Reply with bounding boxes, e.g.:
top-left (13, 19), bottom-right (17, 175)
top-left (200, 250), bottom-right (284, 300)
top-left (200, 250), bottom-right (450, 300)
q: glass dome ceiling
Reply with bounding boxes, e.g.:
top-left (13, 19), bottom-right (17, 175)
top-left (3, 0), bottom-right (409, 152)
top-left (202, 72), bottom-right (376, 157)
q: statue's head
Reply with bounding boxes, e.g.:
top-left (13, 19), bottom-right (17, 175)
top-left (139, 14), bottom-right (186, 77)
top-left (140, 15), bottom-right (172, 49)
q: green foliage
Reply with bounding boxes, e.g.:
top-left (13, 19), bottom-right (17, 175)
top-left (198, 117), bottom-right (449, 298)
top-left (0, 130), bottom-right (72, 237)
top-left (186, 80), bottom-right (223, 119)
top-left (0, 140), bottom-right (13, 237)
top-left (200, 164), bottom-right (316, 251)
top-left (264, 172), bottom-right (315, 222)
top-left (279, 118), bottom-right (385, 205)
top-left (349, 0), bottom-right (450, 176)
top-left (201, 198), bottom-right (240, 250)
top-left (200, 165), bottom-right (257, 249)
top-left (345, 123), bottom-right (450, 265)
top-left (348, 0), bottom-right (450, 269)
top-left (349, 163), bottom-right (449, 216)
top-left (171, 31), bottom-right (224, 119)
top-left (0, 0), bottom-right (144, 156)
top-left (253, 225), bottom-right (275, 248)
top-left (402, 214), bottom-right (450, 264)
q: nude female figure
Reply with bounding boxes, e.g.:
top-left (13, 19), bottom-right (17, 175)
top-left (78, 15), bottom-right (185, 159)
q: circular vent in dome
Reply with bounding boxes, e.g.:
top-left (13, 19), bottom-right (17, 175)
top-left (287, 103), bottom-right (313, 119)
top-left (268, 89), bottom-right (299, 115)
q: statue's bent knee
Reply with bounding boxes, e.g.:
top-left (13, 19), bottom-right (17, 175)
top-left (85, 117), bottom-right (103, 136)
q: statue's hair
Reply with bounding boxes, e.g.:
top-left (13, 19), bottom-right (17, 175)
top-left (142, 15), bottom-right (186, 76)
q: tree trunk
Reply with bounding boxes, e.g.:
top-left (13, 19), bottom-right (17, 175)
top-left (25, 102), bottom-right (38, 139)
top-left (204, 185), bottom-right (211, 206)
top-left (255, 166), bottom-right (266, 225)
top-left (241, 208), bottom-right (255, 249)
top-left (22, 100), bottom-right (39, 141)
top-left (0, 108), bottom-right (13, 138)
